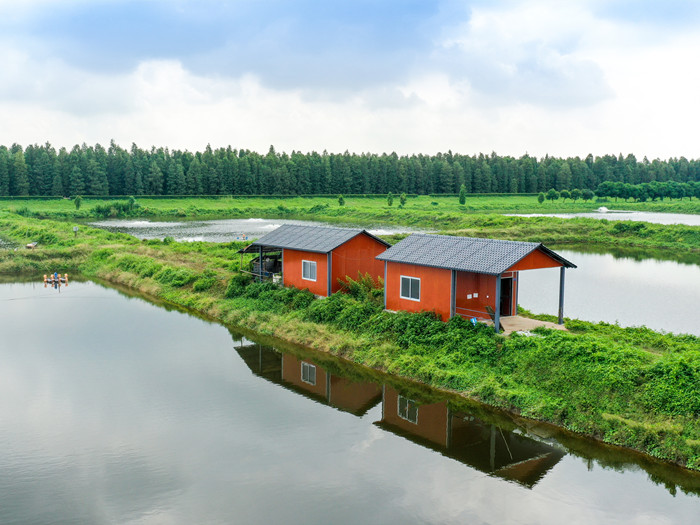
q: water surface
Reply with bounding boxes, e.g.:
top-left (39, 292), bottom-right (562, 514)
top-left (90, 218), bottom-right (418, 242)
top-left (507, 210), bottom-right (700, 226)
top-left (517, 250), bottom-right (700, 336)
top-left (0, 280), bottom-right (698, 524)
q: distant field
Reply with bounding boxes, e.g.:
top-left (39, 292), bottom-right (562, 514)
top-left (1, 194), bottom-right (699, 218)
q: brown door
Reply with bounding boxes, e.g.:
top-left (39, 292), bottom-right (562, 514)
top-left (500, 278), bottom-right (513, 316)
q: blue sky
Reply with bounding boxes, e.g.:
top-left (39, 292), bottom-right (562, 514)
top-left (1, 0), bottom-right (699, 158)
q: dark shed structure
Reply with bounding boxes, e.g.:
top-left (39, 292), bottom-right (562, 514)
top-left (377, 233), bottom-right (576, 332)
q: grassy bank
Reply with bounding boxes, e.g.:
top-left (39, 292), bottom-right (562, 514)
top-left (2, 195), bottom-right (699, 258)
top-left (1, 213), bottom-right (698, 472)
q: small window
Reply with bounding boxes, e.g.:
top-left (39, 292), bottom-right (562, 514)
top-left (398, 395), bottom-right (418, 424)
top-left (301, 362), bottom-right (316, 385)
top-left (400, 276), bottom-right (420, 301)
top-left (302, 260), bottom-right (317, 281)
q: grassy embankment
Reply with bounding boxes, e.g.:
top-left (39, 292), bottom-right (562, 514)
top-left (1, 211), bottom-right (698, 472)
top-left (2, 195), bottom-right (700, 259)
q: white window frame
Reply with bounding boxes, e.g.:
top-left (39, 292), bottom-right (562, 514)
top-left (302, 260), bottom-right (317, 282)
top-left (397, 395), bottom-right (418, 424)
top-left (301, 362), bottom-right (316, 385)
top-left (399, 275), bottom-right (421, 301)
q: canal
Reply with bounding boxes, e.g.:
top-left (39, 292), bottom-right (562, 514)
top-left (0, 280), bottom-right (697, 524)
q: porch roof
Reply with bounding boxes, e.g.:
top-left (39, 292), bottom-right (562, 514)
top-left (238, 224), bottom-right (390, 254)
top-left (376, 233), bottom-right (576, 275)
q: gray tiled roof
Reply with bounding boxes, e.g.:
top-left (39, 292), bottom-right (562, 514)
top-left (245, 224), bottom-right (390, 253)
top-left (377, 233), bottom-right (575, 275)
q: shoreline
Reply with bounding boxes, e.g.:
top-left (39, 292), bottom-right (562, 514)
top-left (1, 213), bottom-right (698, 474)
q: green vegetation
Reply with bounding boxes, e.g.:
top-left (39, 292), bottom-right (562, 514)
top-left (1, 142), bottom-right (699, 198)
top-left (1, 213), bottom-right (698, 471)
top-left (1, 195), bottom-right (698, 258)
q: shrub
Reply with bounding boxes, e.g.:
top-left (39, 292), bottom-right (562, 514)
top-left (225, 273), bottom-right (253, 298)
top-left (193, 276), bottom-right (217, 292)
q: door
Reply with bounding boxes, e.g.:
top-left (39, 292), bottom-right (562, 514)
top-left (499, 277), bottom-right (513, 316)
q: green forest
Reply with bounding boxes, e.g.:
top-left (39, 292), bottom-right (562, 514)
top-left (1, 141), bottom-right (700, 198)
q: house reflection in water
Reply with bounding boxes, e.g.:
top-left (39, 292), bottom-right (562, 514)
top-left (233, 339), bottom-right (382, 416)
top-left (233, 338), bottom-right (563, 488)
top-left (378, 386), bottom-right (565, 488)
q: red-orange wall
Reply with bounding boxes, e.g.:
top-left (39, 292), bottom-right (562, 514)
top-left (283, 249), bottom-right (329, 296)
top-left (331, 233), bottom-right (387, 293)
top-left (328, 376), bottom-right (382, 412)
top-left (385, 261), bottom-right (452, 320)
top-left (454, 270), bottom-right (517, 320)
top-left (383, 386), bottom-right (449, 447)
top-left (507, 249), bottom-right (563, 271)
top-left (282, 355), bottom-right (328, 398)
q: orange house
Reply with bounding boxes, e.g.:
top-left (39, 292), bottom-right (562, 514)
top-left (377, 234), bottom-right (576, 332)
top-left (243, 224), bottom-right (390, 296)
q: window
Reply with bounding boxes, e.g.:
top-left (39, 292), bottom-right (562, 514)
top-left (301, 362), bottom-right (316, 385)
top-left (398, 395), bottom-right (418, 424)
top-left (400, 276), bottom-right (420, 301)
top-left (302, 260), bottom-right (317, 281)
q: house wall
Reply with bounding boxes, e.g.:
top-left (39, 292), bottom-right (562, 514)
top-left (328, 376), bottom-right (382, 413)
top-left (385, 261), bottom-right (452, 320)
top-left (330, 233), bottom-right (388, 293)
top-left (383, 386), bottom-right (449, 447)
top-left (281, 355), bottom-right (328, 398)
top-left (283, 248), bottom-right (329, 296)
top-left (454, 271), bottom-right (517, 320)
top-left (507, 248), bottom-right (563, 271)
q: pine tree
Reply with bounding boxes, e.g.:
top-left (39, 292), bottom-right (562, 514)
top-left (458, 184), bottom-right (466, 204)
top-left (0, 150), bottom-right (9, 196)
top-left (87, 159), bottom-right (109, 195)
top-left (51, 173), bottom-right (64, 196)
top-left (70, 166), bottom-right (85, 196)
top-left (12, 151), bottom-right (30, 196)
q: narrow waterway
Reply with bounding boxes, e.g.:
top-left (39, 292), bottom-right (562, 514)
top-left (0, 280), bottom-right (697, 524)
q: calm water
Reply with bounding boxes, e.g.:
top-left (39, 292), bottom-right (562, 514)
top-left (90, 218), bottom-right (418, 242)
top-left (0, 280), bottom-right (698, 524)
top-left (517, 250), bottom-right (700, 336)
top-left (508, 210), bottom-right (700, 226)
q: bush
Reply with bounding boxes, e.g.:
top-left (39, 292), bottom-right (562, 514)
top-left (225, 273), bottom-right (253, 298)
top-left (193, 276), bottom-right (217, 292)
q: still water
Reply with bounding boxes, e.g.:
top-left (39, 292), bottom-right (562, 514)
top-left (0, 280), bottom-right (698, 524)
top-left (90, 218), bottom-right (418, 242)
top-left (507, 210), bottom-right (700, 226)
top-left (517, 250), bottom-right (700, 336)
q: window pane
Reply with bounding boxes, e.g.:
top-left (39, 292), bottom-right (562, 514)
top-left (411, 278), bottom-right (420, 300)
top-left (308, 364), bottom-right (316, 384)
top-left (401, 277), bottom-right (410, 298)
top-left (310, 262), bottom-right (316, 281)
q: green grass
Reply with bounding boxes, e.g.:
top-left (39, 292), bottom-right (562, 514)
top-left (1, 212), bottom-right (699, 472)
top-left (2, 195), bottom-right (699, 258)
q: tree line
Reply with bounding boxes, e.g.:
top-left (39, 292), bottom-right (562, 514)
top-left (1, 141), bottom-right (699, 197)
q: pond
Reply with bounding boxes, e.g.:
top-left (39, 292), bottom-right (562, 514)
top-left (517, 249), bottom-right (700, 336)
top-left (89, 218), bottom-right (419, 242)
top-left (0, 280), bottom-right (698, 524)
top-left (507, 210), bottom-right (700, 226)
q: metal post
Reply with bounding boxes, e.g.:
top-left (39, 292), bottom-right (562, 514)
top-left (258, 245), bottom-right (263, 282)
top-left (558, 267), bottom-right (566, 325)
top-left (327, 252), bottom-right (332, 296)
top-left (383, 261), bottom-right (387, 309)
top-left (450, 270), bottom-right (456, 318)
top-left (494, 274), bottom-right (502, 334)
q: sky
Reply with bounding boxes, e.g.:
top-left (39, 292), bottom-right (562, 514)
top-left (1, 0), bottom-right (699, 159)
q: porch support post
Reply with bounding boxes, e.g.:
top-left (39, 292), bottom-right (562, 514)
top-left (450, 270), bottom-right (456, 318)
top-left (383, 261), bottom-right (387, 309)
top-left (280, 249), bottom-right (284, 284)
top-left (258, 245), bottom-right (263, 282)
top-left (558, 266), bottom-right (566, 325)
top-left (494, 274), bottom-right (502, 334)
top-left (327, 252), bottom-right (332, 296)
